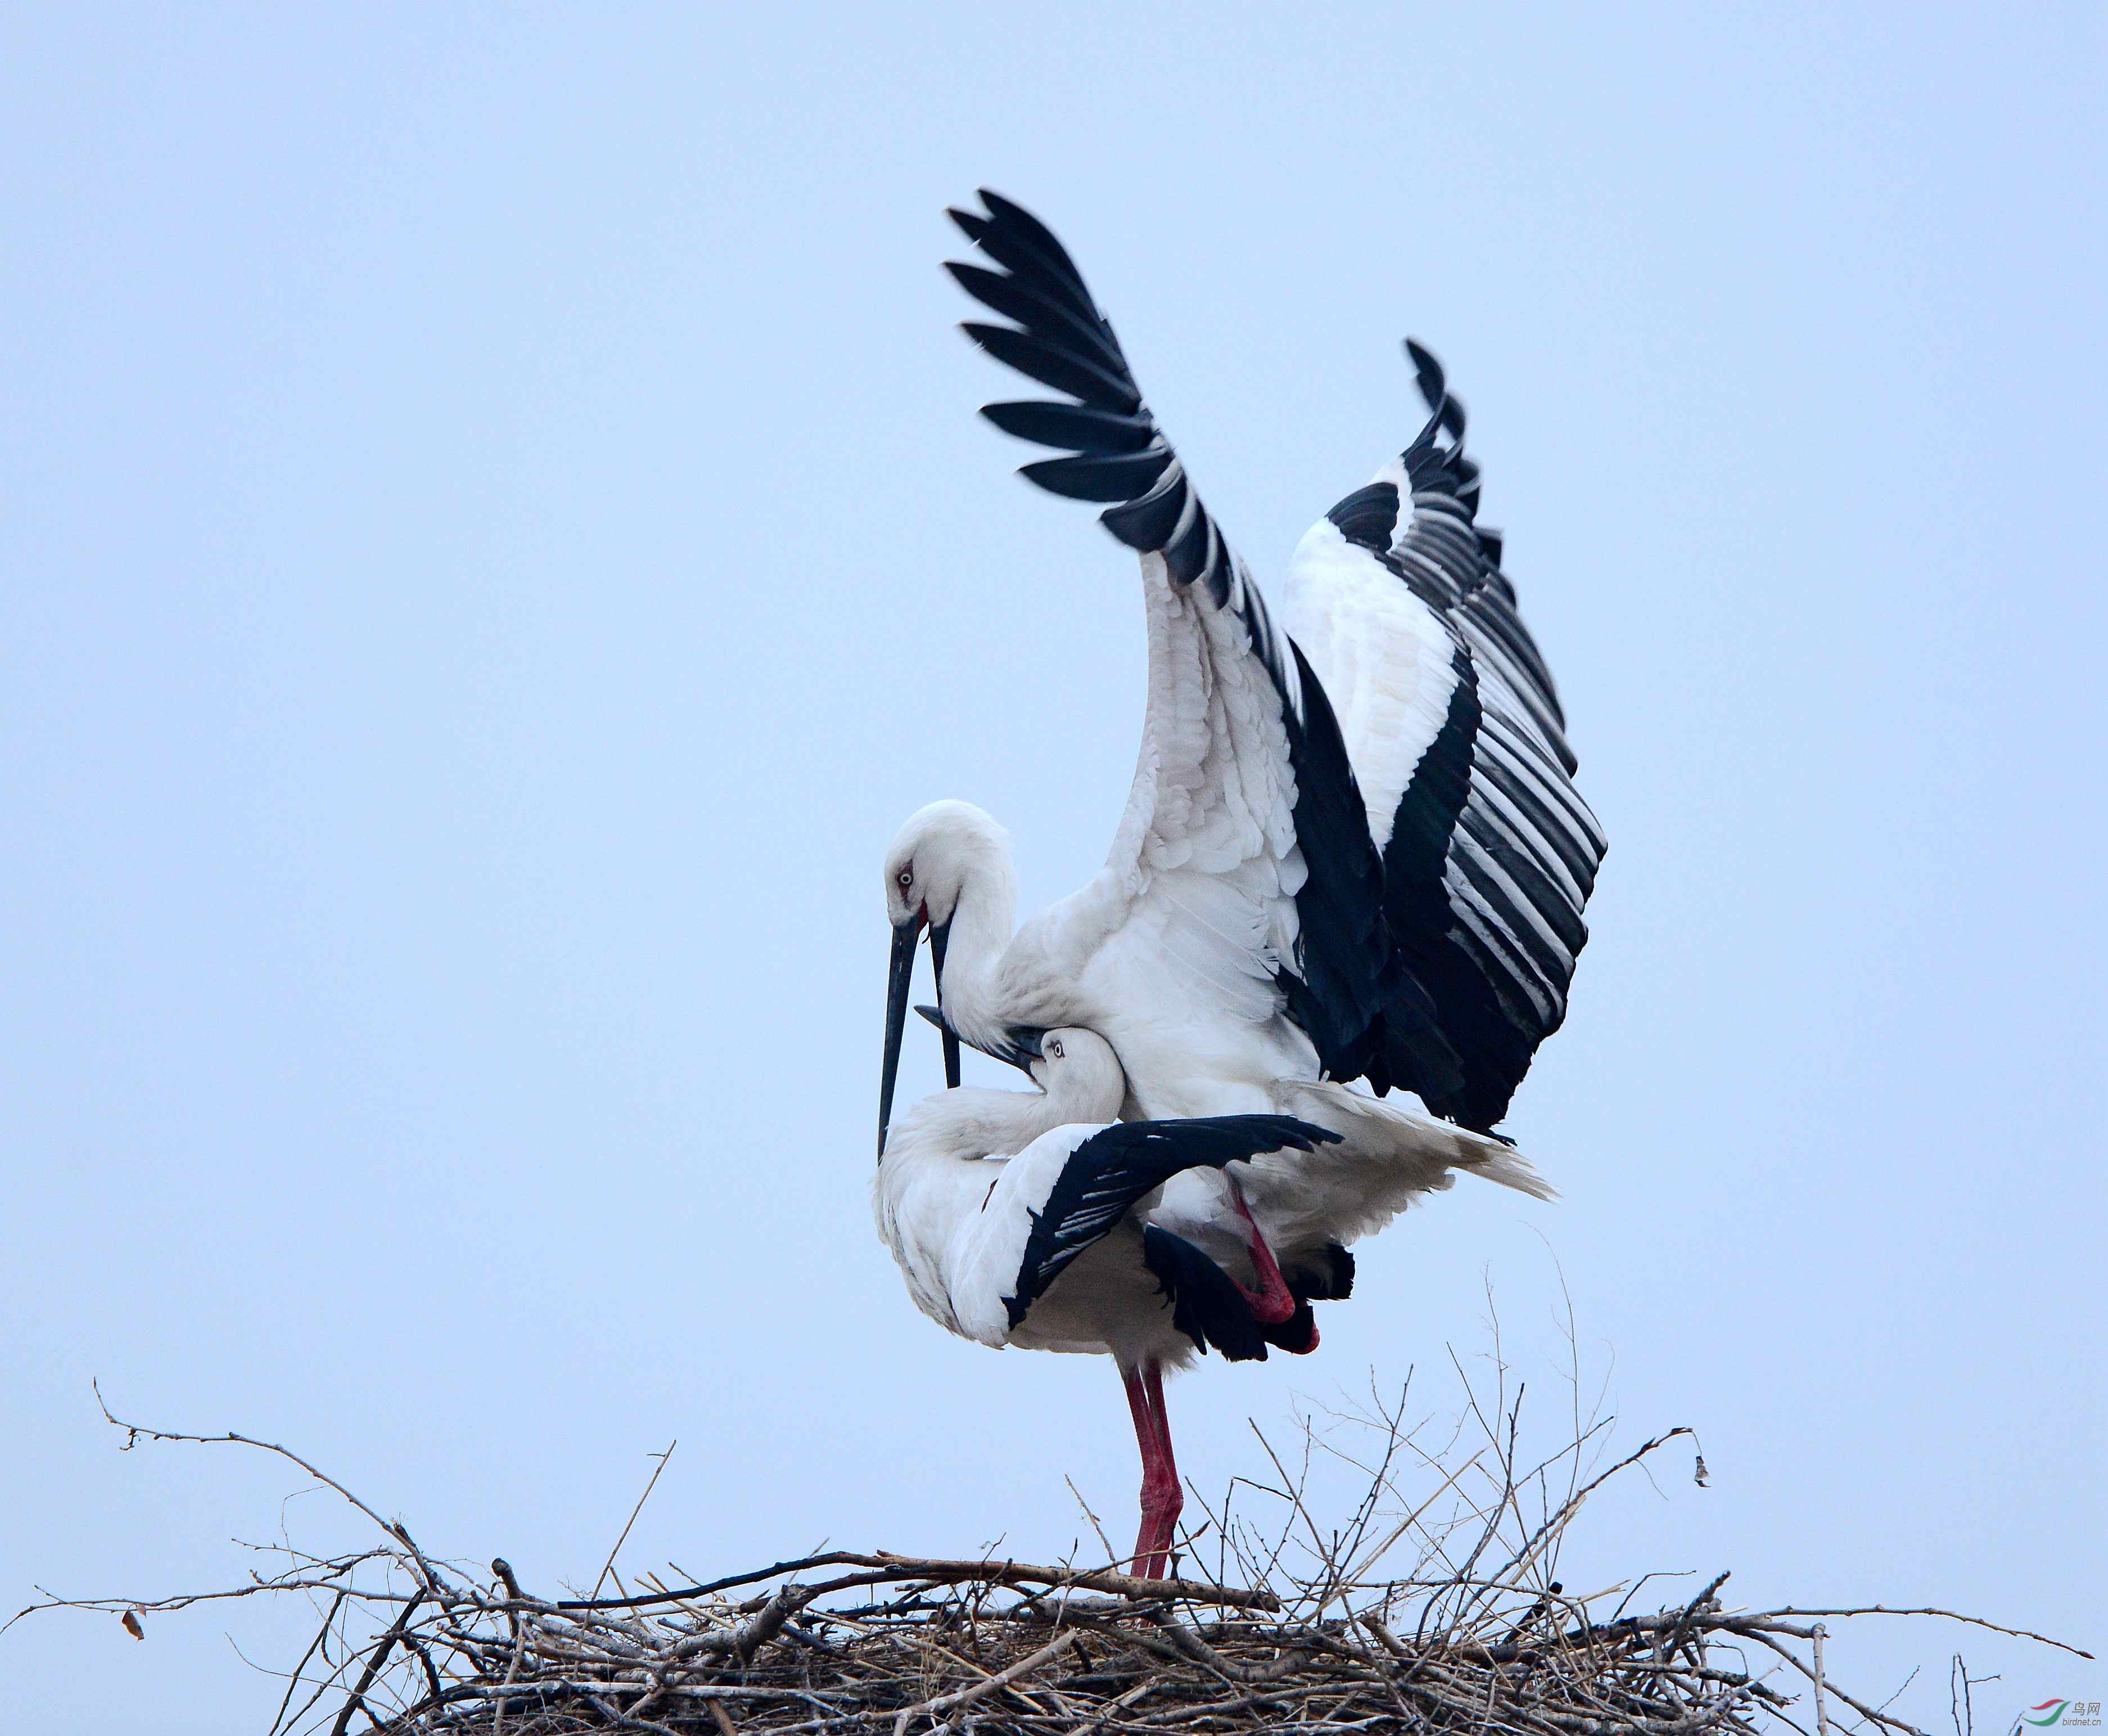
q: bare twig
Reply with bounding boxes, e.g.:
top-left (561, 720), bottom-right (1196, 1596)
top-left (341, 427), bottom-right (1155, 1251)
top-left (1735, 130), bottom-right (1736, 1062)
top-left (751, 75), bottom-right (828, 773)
top-left (593, 1441), bottom-right (679, 1603)
top-left (24, 1364), bottom-right (2082, 1736)
top-left (1811, 1622), bottom-right (1834, 1736)
top-left (891, 1629), bottom-right (1077, 1735)
top-left (328, 1590), bottom-right (427, 1736)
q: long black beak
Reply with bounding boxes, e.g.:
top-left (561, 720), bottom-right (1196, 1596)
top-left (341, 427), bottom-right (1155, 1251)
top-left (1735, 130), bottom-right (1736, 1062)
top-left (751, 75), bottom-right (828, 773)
top-left (880, 920), bottom-right (919, 1161)
top-left (926, 918), bottom-right (961, 1089)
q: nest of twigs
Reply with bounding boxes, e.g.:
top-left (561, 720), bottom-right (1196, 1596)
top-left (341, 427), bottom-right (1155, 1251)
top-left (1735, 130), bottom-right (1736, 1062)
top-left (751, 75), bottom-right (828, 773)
top-left (296, 1541), bottom-right (1934, 1736)
top-left (13, 1366), bottom-right (2084, 1736)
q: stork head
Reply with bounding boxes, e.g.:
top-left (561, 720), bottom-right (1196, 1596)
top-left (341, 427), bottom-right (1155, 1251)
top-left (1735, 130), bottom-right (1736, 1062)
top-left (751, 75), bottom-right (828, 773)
top-left (882, 799), bottom-right (1009, 934)
top-left (880, 800), bottom-right (1012, 1159)
top-left (1028, 1028), bottom-right (1126, 1123)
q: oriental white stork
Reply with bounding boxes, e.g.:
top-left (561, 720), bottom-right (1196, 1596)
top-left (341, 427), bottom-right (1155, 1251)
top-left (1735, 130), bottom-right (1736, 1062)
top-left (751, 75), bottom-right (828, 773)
top-left (874, 1028), bottom-right (1547, 1577)
top-left (878, 191), bottom-right (1605, 1148)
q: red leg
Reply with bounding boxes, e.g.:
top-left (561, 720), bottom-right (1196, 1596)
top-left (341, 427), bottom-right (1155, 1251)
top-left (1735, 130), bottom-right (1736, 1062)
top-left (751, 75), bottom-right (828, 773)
top-left (1121, 1360), bottom-right (1184, 1580)
top-left (1141, 1360), bottom-right (1183, 1577)
top-left (1122, 1363), bottom-right (1166, 1578)
top-left (1225, 1174), bottom-right (1297, 1324)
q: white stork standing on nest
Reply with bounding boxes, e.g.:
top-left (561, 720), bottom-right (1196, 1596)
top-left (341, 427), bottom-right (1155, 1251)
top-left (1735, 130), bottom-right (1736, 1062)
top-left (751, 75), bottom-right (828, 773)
top-left (873, 189), bottom-right (1601, 1573)
top-left (873, 1029), bottom-right (1546, 1578)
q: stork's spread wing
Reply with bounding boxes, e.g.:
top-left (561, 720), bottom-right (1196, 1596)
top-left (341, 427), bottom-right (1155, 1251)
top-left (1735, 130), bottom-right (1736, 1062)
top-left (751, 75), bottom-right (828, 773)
top-left (996, 1115), bottom-right (1337, 1330)
top-left (1283, 345), bottom-right (1606, 1129)
top-left (947, 192), bottom-right (1459, 1100)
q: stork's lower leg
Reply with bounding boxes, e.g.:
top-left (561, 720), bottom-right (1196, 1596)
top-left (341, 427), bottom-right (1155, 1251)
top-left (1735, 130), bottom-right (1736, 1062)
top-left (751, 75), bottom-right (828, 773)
top-left (1141, 1360), bottom-right (1182, 1576)
top-left (1225, 1173), bottom-right (1297, 1324)
top-left (1121, 1359), bottom-right (1183, 1580)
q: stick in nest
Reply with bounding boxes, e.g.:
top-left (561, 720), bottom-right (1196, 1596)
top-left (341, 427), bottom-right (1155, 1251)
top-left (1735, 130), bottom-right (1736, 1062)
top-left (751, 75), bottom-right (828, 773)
top-left (13, 1372), bottom-right (2088, 1736)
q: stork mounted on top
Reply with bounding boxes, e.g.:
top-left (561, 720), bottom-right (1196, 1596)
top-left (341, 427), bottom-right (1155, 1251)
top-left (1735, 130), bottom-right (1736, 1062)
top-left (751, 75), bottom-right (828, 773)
top-left (872, 190), bottom-right (1602, 1581)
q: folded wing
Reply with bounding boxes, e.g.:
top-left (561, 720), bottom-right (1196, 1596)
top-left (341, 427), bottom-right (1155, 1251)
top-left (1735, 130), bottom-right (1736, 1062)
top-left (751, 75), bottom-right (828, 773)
top-left (992, 1115), bottom-right (1339, 1328)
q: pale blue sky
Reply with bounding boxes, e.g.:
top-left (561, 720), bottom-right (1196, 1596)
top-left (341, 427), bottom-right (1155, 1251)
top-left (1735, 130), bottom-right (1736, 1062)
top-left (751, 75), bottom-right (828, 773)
top-left (2, 6), bottom-right (2102, 1730)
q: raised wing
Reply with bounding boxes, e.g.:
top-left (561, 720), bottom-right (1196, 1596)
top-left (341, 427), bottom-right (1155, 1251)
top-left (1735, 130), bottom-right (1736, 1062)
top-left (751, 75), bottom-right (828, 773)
top-left (1284, 344), bottom-right (1607, 1130)
top-left (947, 192), bottom-right (1459, 1100)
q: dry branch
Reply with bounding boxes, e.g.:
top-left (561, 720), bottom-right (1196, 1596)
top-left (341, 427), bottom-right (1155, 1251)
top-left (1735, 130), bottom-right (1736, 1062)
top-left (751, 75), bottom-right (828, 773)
top-left (14, 1368), bottom-right (2086, 1736)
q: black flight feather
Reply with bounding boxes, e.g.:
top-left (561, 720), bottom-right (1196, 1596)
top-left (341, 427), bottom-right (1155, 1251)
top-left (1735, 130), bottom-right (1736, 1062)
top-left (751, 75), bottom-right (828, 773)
top-left (1001, 1116), bottom-right (1338, 1330)
top-left (1317, 340), bottom-right (1608, 1129)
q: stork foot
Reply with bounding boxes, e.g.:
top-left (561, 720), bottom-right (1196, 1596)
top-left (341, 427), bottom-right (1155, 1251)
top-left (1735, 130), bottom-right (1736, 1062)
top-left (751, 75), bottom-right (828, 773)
top-left (1133, 1475), bottom-right (1184, 1581)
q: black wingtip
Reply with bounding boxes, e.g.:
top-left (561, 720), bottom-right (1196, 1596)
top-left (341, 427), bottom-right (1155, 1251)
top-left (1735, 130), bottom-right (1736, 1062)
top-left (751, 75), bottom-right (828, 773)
top-left (1283, 1116), bottom-right (1344, 1150)
top-left (1400, 338), bottom-right (1463, 437)
top-left (945, 193), bottom-right (1219, 559)
top-left (941, 257), bottom-right (992, 297)
top-left (1403, 338), bottom-right (1443, 406)
top-left (1019, 447), bottom-right (1172, 503)
top-left (977, 188), bottom-right (1044, 234)
top-left (980, 399), bottom-right (1156, 453)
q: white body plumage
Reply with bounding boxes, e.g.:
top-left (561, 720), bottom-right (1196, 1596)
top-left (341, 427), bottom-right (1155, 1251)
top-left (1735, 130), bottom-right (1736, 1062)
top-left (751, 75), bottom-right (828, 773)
top-left (873, 1031), bottom-right (1551, 1373)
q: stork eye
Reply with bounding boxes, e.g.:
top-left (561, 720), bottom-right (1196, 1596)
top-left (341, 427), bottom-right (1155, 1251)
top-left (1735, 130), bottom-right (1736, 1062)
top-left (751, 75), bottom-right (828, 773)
top-left (1048, 1037), bottom-right (1065, 1059)
top-left (897, 870), bottom-right (913, 890)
